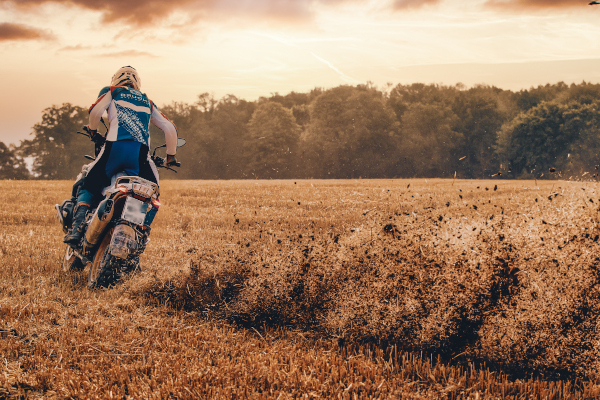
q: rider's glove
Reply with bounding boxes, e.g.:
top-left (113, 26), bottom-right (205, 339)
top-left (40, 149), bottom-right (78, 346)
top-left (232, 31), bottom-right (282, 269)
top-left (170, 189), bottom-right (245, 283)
top-left (91, 131), bottom-right (104, 143)
top-left (166, 154), bottom-right (179, 167)
top-left (83, 125), bottom-right (97, 138)
top-left (153, 157), bottom-right (164, 167)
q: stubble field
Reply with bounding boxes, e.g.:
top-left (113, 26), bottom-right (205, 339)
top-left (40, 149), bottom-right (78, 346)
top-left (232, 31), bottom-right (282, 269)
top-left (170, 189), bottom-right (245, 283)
top-left (2, 179), bottom-right (600, 399)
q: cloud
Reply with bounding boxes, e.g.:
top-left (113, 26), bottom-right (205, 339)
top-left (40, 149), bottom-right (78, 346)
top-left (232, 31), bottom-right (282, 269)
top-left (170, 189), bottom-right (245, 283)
top-left (96, 50), bottom-right (159, 58)
top-left (485, 0), bottom-right (586, 10)
top-left (58, 44), bottom-right (92, 51)
top-left (392, 0), bottom-right (442, 10)
top-left (1, 0), bottom-right (198, 26)
top-left (0, 0), bottom-right (356, 27)
top-left (209, 0), bottom-right (323, 24)
top-left (0, 22), bottom-right (54, 41)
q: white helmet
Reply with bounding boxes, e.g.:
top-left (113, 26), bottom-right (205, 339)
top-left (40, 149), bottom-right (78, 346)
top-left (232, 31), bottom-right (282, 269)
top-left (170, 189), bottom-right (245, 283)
top-left (111, 66), bottom-right (141, 90)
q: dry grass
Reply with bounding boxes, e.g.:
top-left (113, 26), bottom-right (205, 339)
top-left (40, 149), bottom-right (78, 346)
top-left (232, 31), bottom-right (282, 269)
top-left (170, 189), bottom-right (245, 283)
top-left (2, 179), bottom-right (600, 398)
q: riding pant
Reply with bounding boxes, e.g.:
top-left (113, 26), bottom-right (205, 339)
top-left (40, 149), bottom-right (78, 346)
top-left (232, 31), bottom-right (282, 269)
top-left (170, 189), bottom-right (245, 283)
top-left (77, 140), bottom-right (159, 206)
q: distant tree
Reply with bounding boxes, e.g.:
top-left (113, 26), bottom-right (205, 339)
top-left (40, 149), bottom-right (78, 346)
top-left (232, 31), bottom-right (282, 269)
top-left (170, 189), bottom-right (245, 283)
top-left (557, 101), bottom-right (600, 177)
top-left (559, 82), bottom-right (600, 106)
top-left (513, 82), bottom-right (569, 112)
top-left (265, 91), bottom-right (310, 109)
top-left (302, 85), bottom-right (399, 178)
top-left (154, 101), bottom-right (210, 179)
top-left (345, 87), bottom-right (400, 178)
top-left (497, 101), bottom-right (579, 178)
top-left (20, 103), bottom-right (91, 180)
top-left (452, 86), bottom-right (505, 178)
top-left (399, 103), bottom-right (461, 178)
top-left (388, 83), bottom-right (459, 122)
top-left (195, 92), bottom-right (218, 115)
top-left (0, 142), bottom-right (29, 179)
top-left (245, 101), bottom-right (301, 179)
top-left (291, 104), bottom-right (310, 127)
top-left (300, 86), bottom-right (354, 178)
top-left (206, 95), bottom-right (256, 179)
top-left (151, 94), bottom-right (256, 179)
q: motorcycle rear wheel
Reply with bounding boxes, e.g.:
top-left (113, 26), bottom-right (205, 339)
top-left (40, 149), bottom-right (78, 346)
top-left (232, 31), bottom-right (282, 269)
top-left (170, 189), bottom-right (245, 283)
top-left (87, 227), bottom-right (122, 289)
top-left (62, 245), bottom-right (84, 272)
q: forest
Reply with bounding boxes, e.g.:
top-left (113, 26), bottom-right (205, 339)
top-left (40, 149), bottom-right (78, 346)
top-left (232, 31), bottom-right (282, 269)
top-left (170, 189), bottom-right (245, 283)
top-left (3, 80), bottom-right (600, 181)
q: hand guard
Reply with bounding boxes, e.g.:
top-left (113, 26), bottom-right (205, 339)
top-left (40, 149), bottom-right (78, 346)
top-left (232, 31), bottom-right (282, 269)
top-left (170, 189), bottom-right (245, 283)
top-left (82, 125), bottom-right (97, 138)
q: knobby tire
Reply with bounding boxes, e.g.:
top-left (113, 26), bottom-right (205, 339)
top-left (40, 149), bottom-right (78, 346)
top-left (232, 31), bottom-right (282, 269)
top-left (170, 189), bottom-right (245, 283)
top-left (87, 227), bottom-right (122, 289)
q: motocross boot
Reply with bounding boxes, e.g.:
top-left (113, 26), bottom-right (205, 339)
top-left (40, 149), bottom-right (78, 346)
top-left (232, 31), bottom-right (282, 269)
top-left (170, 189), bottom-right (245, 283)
top-left (63, 203), bottom-right (90, 246)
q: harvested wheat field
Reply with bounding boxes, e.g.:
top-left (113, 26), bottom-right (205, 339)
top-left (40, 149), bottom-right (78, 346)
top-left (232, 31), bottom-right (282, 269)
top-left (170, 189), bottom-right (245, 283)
top-left (3, 178), bottom-right (600, 399)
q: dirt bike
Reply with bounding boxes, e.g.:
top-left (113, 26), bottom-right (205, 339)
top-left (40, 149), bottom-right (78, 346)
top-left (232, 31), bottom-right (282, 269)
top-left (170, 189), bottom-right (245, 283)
top-left (55, 129), bottom-right (186, 289)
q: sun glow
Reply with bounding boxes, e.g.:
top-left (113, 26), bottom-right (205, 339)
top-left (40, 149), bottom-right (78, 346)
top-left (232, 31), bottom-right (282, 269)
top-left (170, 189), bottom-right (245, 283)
top-left (1, 0), bottom-right (600, 143)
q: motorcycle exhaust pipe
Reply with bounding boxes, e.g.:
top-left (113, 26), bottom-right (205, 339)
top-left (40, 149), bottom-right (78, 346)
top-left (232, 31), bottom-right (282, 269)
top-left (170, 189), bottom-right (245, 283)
top-left (84, 197), bottom-right (120, 248)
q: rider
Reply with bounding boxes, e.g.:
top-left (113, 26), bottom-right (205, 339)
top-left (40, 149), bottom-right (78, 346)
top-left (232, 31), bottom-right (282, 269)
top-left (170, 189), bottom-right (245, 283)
top-left (64, 66), bottom-right (179, 246)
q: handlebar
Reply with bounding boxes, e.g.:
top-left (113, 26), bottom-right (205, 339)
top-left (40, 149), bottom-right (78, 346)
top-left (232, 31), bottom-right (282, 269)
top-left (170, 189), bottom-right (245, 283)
top-left (151, 140), bottom-right (185, 172)
top-left (151, 155), bottom-right (180, 173)
top-left (80, 126), bottom-right (106, 145)
top-left (78, 126), bottom-right (105, 158)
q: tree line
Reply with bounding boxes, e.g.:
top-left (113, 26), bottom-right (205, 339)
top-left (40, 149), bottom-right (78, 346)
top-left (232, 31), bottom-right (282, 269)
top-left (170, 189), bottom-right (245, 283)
top-left (3, 81), bottom-right (600, 180)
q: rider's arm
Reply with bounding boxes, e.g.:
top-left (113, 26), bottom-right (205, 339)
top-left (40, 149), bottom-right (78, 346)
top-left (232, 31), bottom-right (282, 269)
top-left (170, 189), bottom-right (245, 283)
top-left (150, 104), bottom-right (178, 155)
top-left (88, 87), bottom-right (112, 131)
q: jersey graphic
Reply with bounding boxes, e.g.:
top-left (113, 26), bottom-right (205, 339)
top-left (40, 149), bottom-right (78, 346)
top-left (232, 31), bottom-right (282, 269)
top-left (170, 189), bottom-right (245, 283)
top-left (114, 102), bottom-right (148, 143)
top-left (88, 85), bottom-right (178, 155)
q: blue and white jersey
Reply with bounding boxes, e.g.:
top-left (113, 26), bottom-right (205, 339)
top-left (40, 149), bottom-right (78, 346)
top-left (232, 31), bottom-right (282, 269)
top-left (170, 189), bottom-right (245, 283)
top-left (88, 86), bottom-right (178, 155)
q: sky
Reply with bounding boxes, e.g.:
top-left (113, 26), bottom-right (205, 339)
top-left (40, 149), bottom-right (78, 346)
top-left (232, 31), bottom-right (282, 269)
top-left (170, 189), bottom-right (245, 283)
top-left (1, 0), bottom-right (600, 144)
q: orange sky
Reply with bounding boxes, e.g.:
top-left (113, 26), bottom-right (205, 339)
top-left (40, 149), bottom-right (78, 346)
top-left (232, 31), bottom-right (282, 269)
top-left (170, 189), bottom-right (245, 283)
top-left (1, 0), bottom-right (600, 144)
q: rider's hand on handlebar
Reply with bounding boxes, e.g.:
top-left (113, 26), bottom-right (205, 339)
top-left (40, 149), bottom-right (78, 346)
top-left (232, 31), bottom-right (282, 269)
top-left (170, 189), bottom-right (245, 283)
top-left (82, 125), bottom-right (97, 138)
top-left (166, 154), bottom-right (180, 167)
top-left (153, 156), bottom-right (164, 167)
top-left (82, 125), bottom-right (105, 149)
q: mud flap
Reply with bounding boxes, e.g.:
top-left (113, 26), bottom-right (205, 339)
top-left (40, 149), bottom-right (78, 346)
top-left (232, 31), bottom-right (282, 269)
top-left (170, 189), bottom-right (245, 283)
top-left (110, 224), bottom-right (138, 259)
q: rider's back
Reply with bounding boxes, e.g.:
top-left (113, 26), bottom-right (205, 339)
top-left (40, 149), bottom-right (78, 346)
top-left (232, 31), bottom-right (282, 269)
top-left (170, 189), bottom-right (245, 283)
top-left (93, 86), bottom-right (153, 146)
